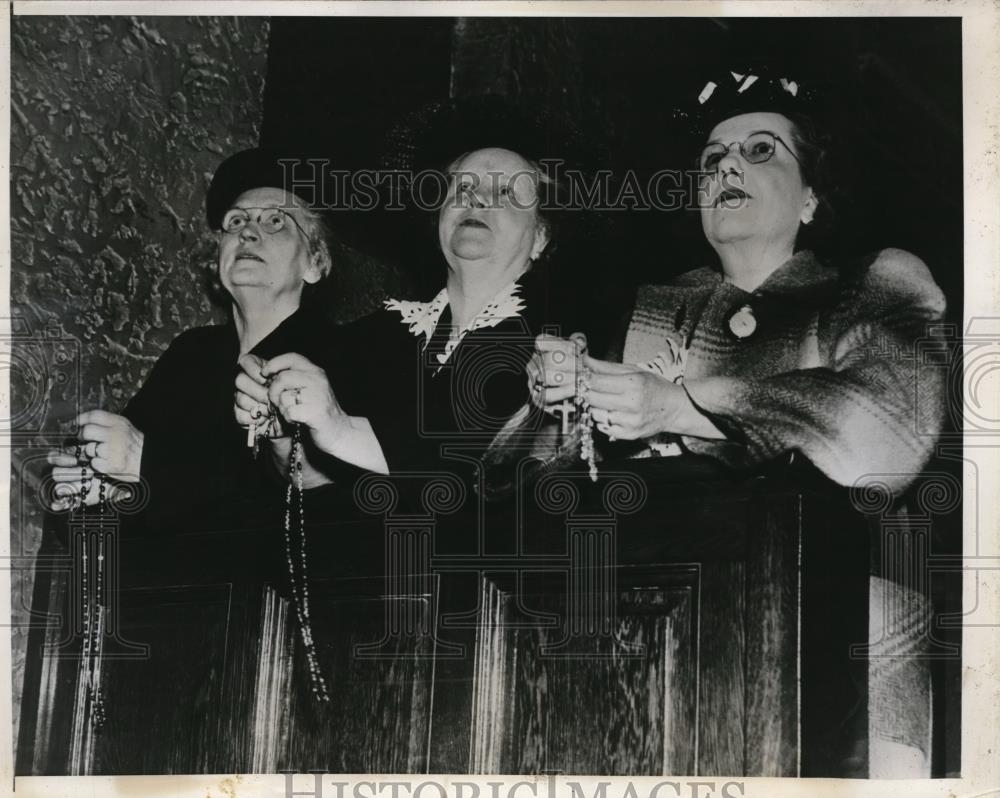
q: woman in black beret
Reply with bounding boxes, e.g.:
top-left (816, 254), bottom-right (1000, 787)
top-left (46, 148), bottom-right (353, 529)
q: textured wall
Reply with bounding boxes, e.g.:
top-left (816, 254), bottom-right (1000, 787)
top-left (9, 15), bottom-right (270, 744)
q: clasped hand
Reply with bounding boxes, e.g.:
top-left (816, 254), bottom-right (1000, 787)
top-left (527, 333), bottom-right (686, 441)
top-left (47, 410), bottom-right (143, 509)
top-left (234, 353), bottom-right (347, 455)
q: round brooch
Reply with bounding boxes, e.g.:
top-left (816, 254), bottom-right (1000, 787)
top-left (728, 304), bottom-right (757, 339)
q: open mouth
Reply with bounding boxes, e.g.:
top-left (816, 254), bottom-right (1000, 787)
top-left (458, 217), bottom-right (490, 229)
top-left (235, 251), bottom-right (265, 262)
top-left (715, 188), bottom-right (751, 208)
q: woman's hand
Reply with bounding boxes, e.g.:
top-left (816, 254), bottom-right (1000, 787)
top-left (528, 335), bottom-right (723, 442)
top-left (46, 449), bottom-right (100, 508)
top-left (260, 353), bottom-right (349, 456)
top-left (66, 410), bottom-right (144, 479)
top-left (237, 353), bottom-right (388, 477)
top-left (46, 410), bottom-right (143, 508)
top-left (528, 333), bottom-right (588, 412)
top-left (235, 354), bottom-right (286, 439)
top-left (583, 357), bottom-right (687, 440)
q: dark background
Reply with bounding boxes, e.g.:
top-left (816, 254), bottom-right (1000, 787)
top-left (263, 17), bottom-right (963, 313)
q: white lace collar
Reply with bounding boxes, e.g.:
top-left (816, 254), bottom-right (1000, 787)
top-left (385, 278), bottom-right (527, 366)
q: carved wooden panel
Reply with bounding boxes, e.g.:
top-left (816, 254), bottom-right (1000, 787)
top-left (91, 584), bottom-right (238, 775)
top-left (694, 562), bottom-right (745, 776)
top-left (251, 588), bottom-right (294, 773)
top-left (18, 559), bottom-right (75, 776)
top-left (470, 566), bottom-right (700, 775)
top-left (272, 577), bottom-right (437, 773)
top-left (744, 498), bottom-right (798, 775)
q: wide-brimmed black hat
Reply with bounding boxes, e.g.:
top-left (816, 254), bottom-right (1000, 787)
top-left (205, 147), bottom-right (329, 230)
top-left (382, 94), bottom-right (606, 211)
top-left (384, 94), bottom-right (602, 173)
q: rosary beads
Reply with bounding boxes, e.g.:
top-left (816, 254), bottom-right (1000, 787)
top-left (76, 444), bottom-right (107, 734)
top-left (248, 405), bottom-right (277, 458)
top-left (575, 365), bottom-right (598, 482)
top-left (283, 425), bottom-right (330, 704)
top-left (248, 405), bottom-right (330, 703)
top-left (552, 349), bottom-right (599, 482)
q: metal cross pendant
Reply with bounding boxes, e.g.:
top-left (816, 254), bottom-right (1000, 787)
top-left (552, 400), bottom-right (576, 435)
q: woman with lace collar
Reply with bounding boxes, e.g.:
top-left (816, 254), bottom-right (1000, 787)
top-left (369, 144), bottom-right (563, 476)
top-left (233, 110), bottom-right (587, 488)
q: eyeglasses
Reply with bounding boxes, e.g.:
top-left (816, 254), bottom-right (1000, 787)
top-left (698, 131), bottom-right (802, 172)
top-left (221, 207), bottom-right (310, 238)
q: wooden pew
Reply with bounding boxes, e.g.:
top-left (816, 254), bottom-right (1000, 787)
top-left (16, 462), bottom-right (870, 777)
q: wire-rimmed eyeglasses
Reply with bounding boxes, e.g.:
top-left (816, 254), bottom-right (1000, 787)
top-left (221, 207), bottom-right (310, 238)
top-left (698, 131), bottom-right (802, 173)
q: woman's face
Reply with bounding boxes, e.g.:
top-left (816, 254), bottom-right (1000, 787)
top-left (699, 112), bottom-right (817, 253)
top-left (217, 187), bottom-right (321, 303)
top-left (438, 147), bottom-right (549, 275)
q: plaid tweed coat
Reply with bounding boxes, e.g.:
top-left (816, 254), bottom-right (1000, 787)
top-left (622, 248), bottom-right (947, 493)
top-left (623, 248), bottom-right (947, 770)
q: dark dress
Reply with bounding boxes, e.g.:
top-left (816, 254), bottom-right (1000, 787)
top-left (120, 306), bottom-right (352, 540)
top-left (346, 267), bottom-right (577, 483)
top-left (109, 305), bottom-right (381, 598)
top-left (330, 267), bottom-right (579, 556)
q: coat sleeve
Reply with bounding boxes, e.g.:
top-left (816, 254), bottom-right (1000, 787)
top-left (681, 249), bottom-right (947, 493)
top-left (121, 334), bottom-right (191, 432)
top-left (119, 330), bottom-right (226, 520)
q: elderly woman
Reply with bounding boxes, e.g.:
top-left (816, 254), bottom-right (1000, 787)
top-left (47, 148), bottom-right (343, 529)
top-left (529, 70), bottom-right (946, 777)
top-left (237, 99), bottom-right (586, 488)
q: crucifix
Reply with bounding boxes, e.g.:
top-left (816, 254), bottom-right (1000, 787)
top-left (552, 399), bottom-right (576, 436)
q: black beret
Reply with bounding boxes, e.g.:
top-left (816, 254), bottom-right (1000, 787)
top-left (205, 148), bottom-right (326, 230)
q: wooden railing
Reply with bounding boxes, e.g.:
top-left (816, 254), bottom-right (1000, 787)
top-left (17, 461), bottom-right (872, 777)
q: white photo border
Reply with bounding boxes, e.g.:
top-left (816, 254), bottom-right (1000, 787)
top-left (3, 2), bottom-right (997, 797)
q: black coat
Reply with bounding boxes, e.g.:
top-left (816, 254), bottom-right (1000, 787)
top-left (121, 307), bottom-right (355, 538)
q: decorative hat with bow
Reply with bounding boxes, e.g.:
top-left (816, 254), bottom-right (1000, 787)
top-left (674, 62), bottom-right (825, 139)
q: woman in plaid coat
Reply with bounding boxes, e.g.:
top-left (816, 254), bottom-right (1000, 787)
top-left (530, 69), bottom-right (946, 777)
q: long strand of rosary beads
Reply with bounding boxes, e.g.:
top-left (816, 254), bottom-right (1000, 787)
top-left (283, 424), bottom-right (330, 703)
top-left (249, 402), bottom-right (328, 700)
top-left (75, 446), bottom-right (106, 734)
top-left (92, 477), bottom-right (107, 731)
top-left (77, 447), bottom-right (93, 733)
